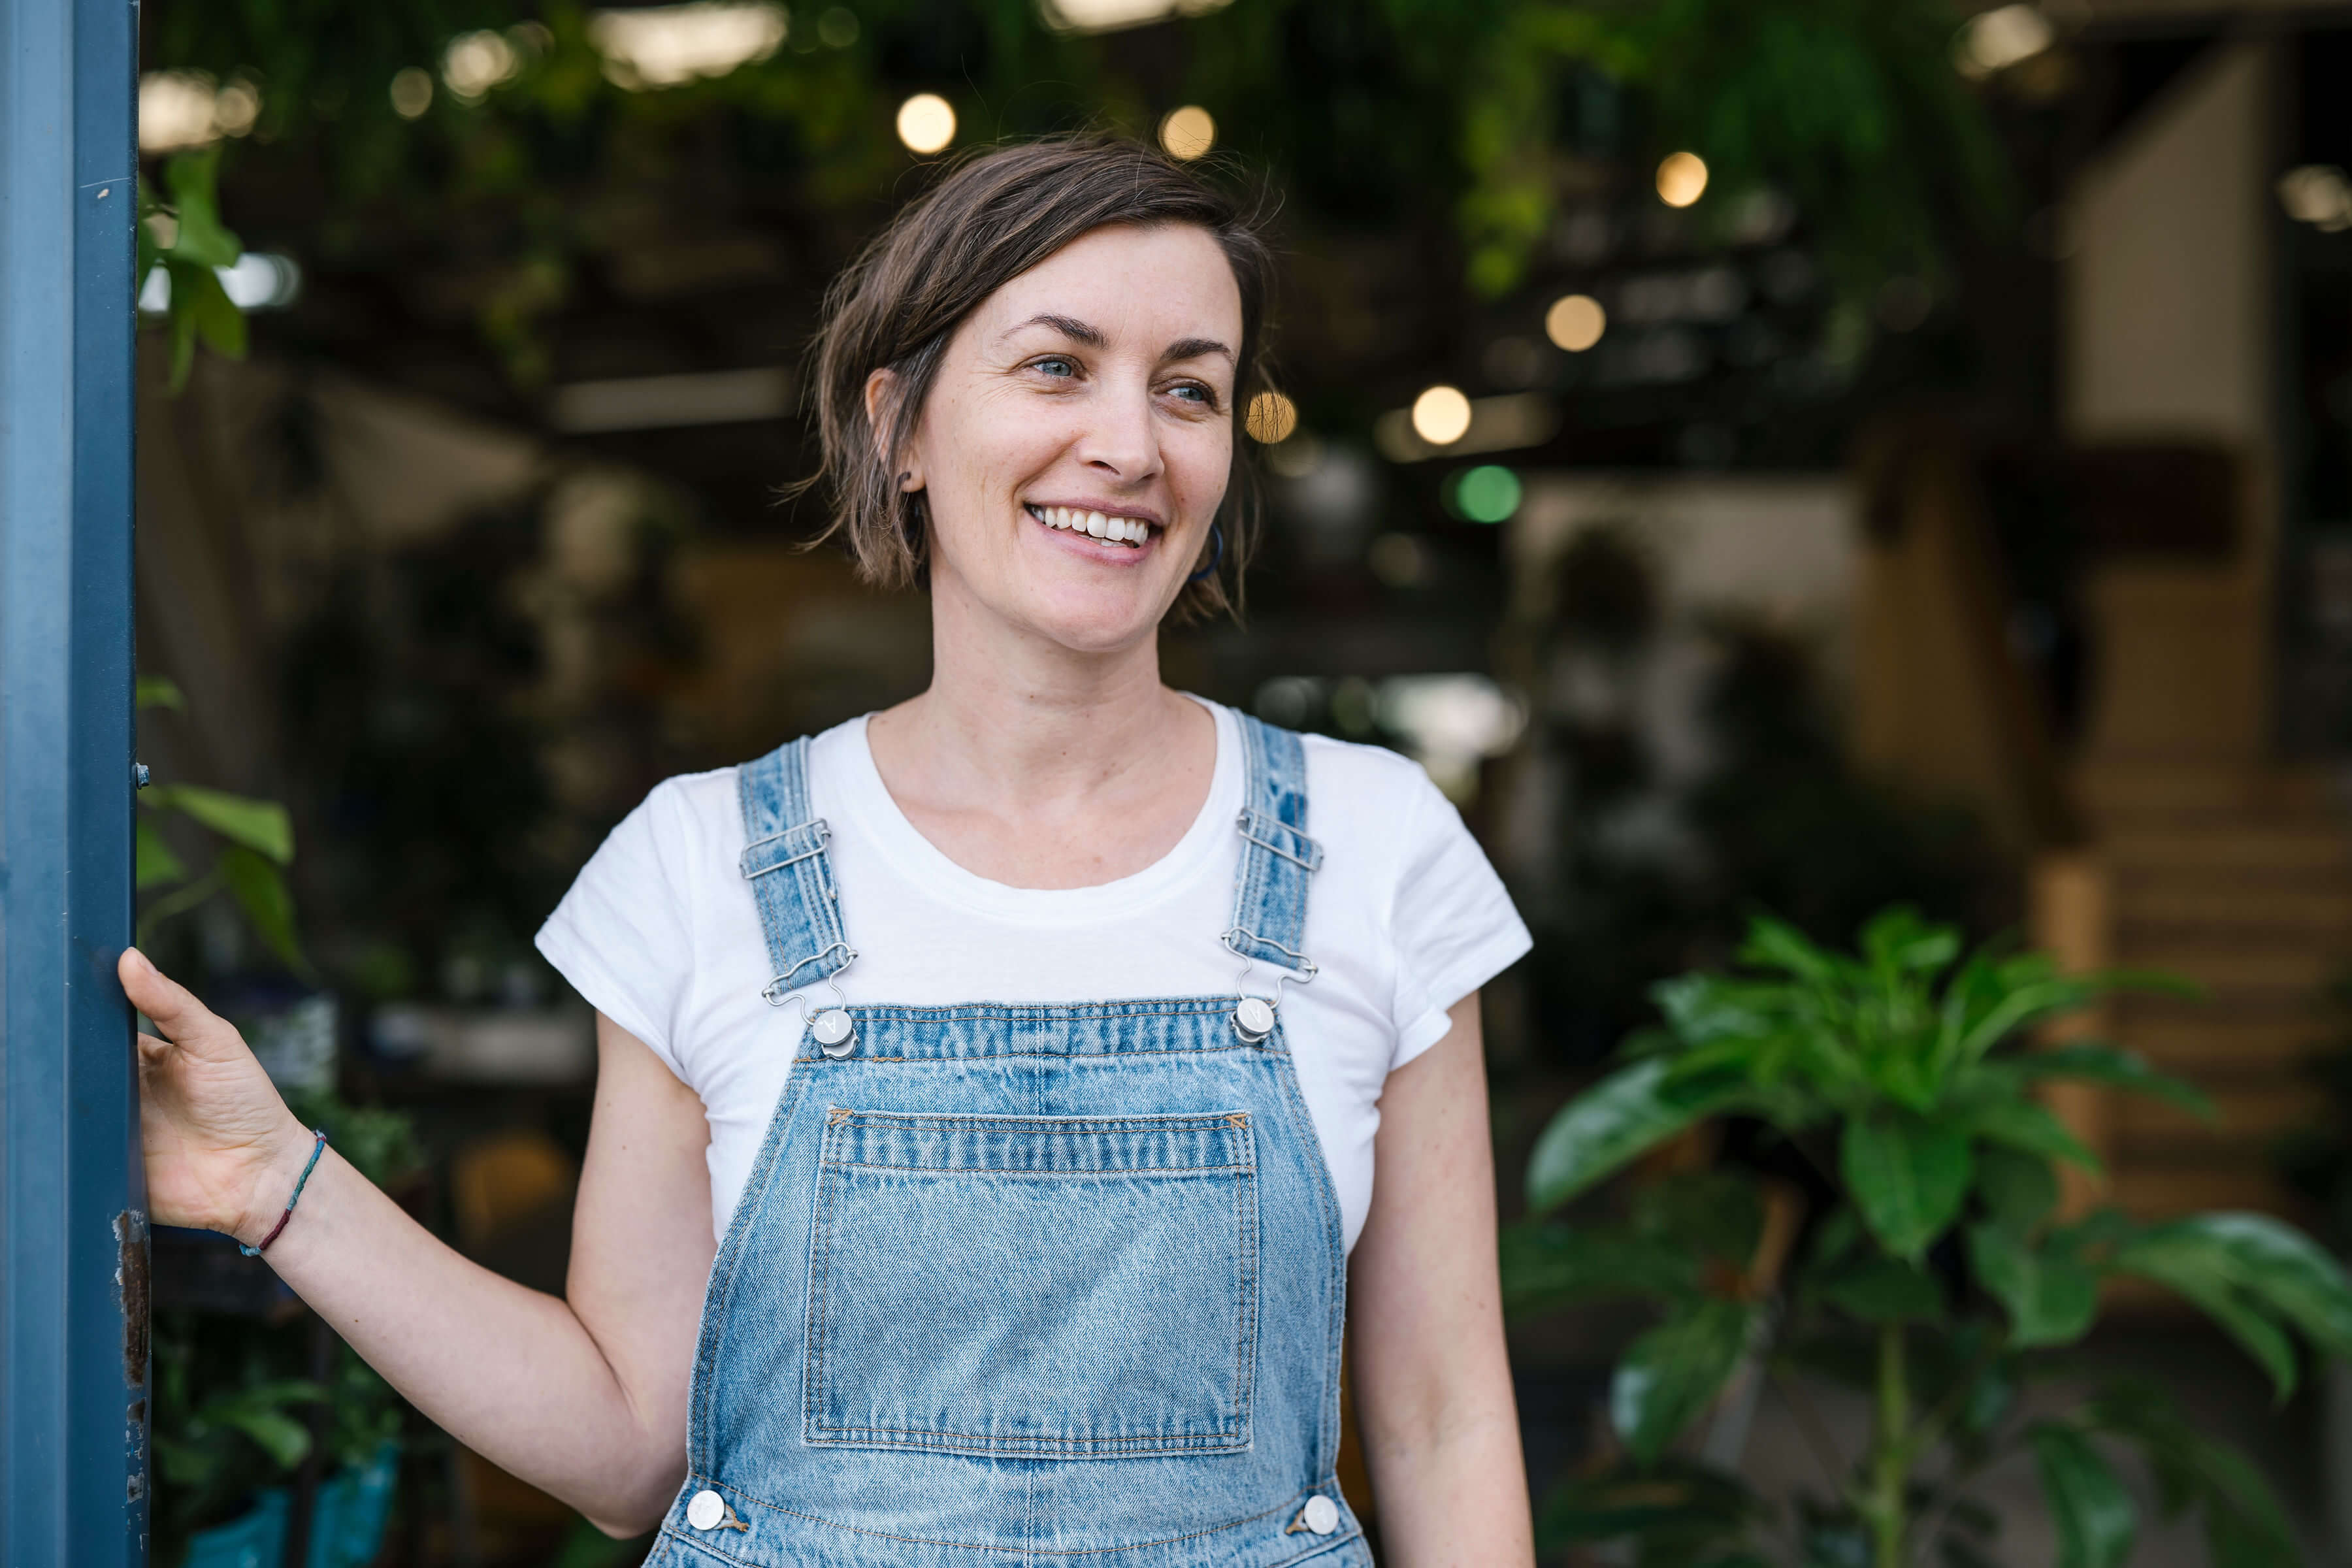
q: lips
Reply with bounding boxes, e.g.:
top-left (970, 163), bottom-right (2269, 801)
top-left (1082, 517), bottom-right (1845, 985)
top-left (1026, 503), bottom-right (1154, 548)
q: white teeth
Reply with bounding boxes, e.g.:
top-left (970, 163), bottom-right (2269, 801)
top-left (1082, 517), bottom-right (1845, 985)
top-left (1031, 506), bottom-right (1151, 546)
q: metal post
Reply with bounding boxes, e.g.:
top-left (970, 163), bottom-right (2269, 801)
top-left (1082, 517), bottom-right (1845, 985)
top-left (0, 0), bottom-right (147, 1555)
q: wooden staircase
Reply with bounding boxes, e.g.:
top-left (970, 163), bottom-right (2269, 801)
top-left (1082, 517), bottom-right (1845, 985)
top-left (2078, 757), bottom-right (2352, 1218)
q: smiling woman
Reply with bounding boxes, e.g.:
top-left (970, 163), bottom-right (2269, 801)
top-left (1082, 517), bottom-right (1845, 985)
top-left (804, 138), bottom-right (1271, 626)
top-left (122, 137), bottom-right (1535, 1568)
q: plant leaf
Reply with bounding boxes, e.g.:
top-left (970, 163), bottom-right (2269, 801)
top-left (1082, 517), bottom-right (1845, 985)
top-left (1810, 1256), bottom-right (1944, 1324)
top-left (2030, 1423), bottom-right (2136, 1568)
top-left (1610, 1298), bottom-right (1755, 1466)
top-left (1737, 913), bottom-right (1840, 982)
top-left (218, 843), bottom-right (309, 975)
top-left (2014, 1045), bottom-right (2215, 1119)
top-left (2109, 1232), bottom-right (2298, 1401)
top-left (1859, 904), bottom-right (1960, 975)
top-left (1967, 1223), bottom-right (2098, 1348)
top-left (1841, 1110), bottom-right (1971, 1260)
top-left (218, 1407), bottom-right (312, 1469)
top-left (146, 783), bottom-right (293, 862)
top-left (178, 257), bottom-right (248, 359)
top-left (2083, 1382), bottom-right (2299, 1562)
top-left (135, 675), bottom-right (186, 711)
top-left (1499, 1222), bottom-right (1697, 1315)
top-left (135, 820), bottom-right (188, 890)
top-left (1976, 1144), bottom-right (2059, 1235)
top-left (1527, 1057), bottom-right (1744, 1215)
top-left (2147, 1213), bottom-right (2352, 1360)
top-left (1955, 1096), bottom-right (2100, 1172)
top-left (1534, 1458), bottom-right (1761, 1553)
top-left (162, 147), bottom-right (242, 268)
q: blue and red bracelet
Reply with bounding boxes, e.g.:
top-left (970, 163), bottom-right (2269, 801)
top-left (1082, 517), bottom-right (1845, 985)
top-left (239, 1128), bottom-right (328, 1257)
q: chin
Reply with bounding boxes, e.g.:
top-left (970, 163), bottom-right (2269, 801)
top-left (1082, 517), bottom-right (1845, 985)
top-left (1018, 582), bottom-right (1171, 655)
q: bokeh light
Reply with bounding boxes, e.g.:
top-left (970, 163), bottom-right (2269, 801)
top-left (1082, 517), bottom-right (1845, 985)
top-left (1451, 466), bottom-right (1522, 523)
top-left (1544, 293), bottom-right (1607, 352)
top-left (589, 2), bottom-right (787, 88)
top-left (1410, 385), bottom-right (1472, 446)
top-left (1955, 5), bottom-right (2054, 77)
top-left (389, 67), bottom-right (434, 119)
top-left (1656, 151), bottom-right (1708, 208)
top-left (896, 93), bottom-right (956, 154)
top-left (443, 30), bottom-right (522, 99)
top-left (1159, 105), bottom-right (1216, 161)
top-left (1245, 390), bottom-right (1298, 444)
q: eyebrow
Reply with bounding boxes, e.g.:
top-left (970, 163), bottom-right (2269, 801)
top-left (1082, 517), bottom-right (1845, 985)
top-left (1001, 314), bottom-right (1235, 365)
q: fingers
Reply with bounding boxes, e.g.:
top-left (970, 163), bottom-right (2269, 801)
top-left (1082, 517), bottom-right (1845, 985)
top-left (118, 947), bottom-right (243, 1060)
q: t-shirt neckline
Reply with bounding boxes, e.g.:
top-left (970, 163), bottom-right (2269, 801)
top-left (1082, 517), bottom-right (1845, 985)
top-left (830, 695), bottom-right (1241, 924)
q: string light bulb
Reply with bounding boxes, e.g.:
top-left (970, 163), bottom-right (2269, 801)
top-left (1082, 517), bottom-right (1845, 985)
top-left (1544, 294), bottom-right (1606, 352)
top-left (896, 93), bottom-right (955, 154)
top-left (1158, 105), bottom-right (1215, 161)
top-left (1410, 385), bottom-right (1472, 446)
top-left (1656, 151), bottom-right (1708, 208)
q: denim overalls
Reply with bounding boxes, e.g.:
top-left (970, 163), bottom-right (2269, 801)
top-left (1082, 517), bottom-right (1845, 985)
top-left (646, 715), bottom-right (1370, 1568)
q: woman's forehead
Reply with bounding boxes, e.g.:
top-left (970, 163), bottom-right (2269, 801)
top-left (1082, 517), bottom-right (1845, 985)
top-left (973, 224), bottom-right (1242, 350)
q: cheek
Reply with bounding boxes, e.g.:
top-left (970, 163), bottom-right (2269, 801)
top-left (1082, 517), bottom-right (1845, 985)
top-left (1169, 424), bottom-right (1234, 512)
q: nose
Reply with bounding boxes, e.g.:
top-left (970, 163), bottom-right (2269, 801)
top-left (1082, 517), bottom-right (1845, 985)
top-left (1075, 375), bottom-right (1162, 487)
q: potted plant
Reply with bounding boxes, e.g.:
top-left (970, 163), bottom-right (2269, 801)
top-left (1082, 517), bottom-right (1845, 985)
top-left (1508, 907), bottom-right (2352, 1566)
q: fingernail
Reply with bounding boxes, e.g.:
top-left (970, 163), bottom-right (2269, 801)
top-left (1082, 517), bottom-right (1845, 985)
top-left (125, 947), bottom-right (155, 979)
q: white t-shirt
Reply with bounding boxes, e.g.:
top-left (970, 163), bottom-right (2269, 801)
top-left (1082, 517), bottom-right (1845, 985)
top-left (533, 698), bottom-right (1531, 1251)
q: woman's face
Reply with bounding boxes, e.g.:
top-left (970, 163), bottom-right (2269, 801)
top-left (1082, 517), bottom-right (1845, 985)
top-left (882, 221), bottom-right (1243, 655)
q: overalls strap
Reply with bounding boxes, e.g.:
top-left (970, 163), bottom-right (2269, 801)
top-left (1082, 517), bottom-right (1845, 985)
top-left (736, 737), bottom-right (854, 1004)
top-left (1225, 715), bottom-right (1323, 979)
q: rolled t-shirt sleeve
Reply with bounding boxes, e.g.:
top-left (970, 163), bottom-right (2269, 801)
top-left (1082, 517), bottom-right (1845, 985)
top-left (1386, 772), bottom-right (1533, 1070)
top-left (534, 780), bottom-right (700, 1081)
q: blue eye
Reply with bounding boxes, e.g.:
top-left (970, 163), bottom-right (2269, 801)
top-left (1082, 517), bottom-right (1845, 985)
top-left (1034, 357), bottom-right (1077, 378)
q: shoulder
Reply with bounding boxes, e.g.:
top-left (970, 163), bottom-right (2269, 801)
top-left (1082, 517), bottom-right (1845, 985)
top-left (625, 764), bottom-right (743, 852)
top-left (1293, 728), bottom-right (1449, 834)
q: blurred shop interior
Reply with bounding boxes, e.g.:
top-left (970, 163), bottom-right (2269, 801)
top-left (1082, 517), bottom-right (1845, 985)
top-left (127, 0), bottom-right (2352, 1562)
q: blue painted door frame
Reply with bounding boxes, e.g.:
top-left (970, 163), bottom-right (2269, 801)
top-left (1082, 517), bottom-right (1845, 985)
top-left (1, 0), bottom-right (148, 1556)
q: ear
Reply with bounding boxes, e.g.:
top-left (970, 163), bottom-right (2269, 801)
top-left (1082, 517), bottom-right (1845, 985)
top-left (864, 368), bottom-right (923, 493)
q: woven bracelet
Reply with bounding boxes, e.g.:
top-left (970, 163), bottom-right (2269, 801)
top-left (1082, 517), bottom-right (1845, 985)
top-left (240, 1128), bottom-right (329, 1257)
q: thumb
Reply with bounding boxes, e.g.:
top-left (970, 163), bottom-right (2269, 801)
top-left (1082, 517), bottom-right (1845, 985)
top-left (118, 947), bottom-right (246, 1060)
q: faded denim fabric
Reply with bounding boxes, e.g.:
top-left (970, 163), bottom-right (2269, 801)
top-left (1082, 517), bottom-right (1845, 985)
top-left (645, 717), bottom-right (1369, 1568)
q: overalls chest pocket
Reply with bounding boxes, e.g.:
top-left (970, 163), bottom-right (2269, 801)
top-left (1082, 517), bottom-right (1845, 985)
top-left (803, 1108), bottom-right (1260, 1460)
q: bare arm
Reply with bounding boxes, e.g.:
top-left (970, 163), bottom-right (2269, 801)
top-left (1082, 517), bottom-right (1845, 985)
top-left (123, 949), bottom-right (714, 1536)
top-left (1348, 992), bottom-right (1535, 1567)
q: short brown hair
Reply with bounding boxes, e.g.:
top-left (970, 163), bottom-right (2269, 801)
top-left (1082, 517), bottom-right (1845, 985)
top-left (802, 136), bottom-right (1274, 621)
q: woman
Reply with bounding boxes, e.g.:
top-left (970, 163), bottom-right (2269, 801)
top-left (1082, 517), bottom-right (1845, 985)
top-left (123, 137), bottom-right (1535, 1566)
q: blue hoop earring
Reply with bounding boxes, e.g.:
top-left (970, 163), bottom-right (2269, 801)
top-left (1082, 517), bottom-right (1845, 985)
top-left (1186, 521), bottom-right (1226, 585)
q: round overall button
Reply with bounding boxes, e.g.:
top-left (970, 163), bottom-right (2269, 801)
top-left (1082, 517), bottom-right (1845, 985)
top-left (811, 1008), bottom-right (855, 1056)
top-left (1233, 996), bottom-right (1276, 1042)
top-left (1301, 1495), bottom-right (1339, 1535)
top-left (687, 1490), bottom-right (727, 1531)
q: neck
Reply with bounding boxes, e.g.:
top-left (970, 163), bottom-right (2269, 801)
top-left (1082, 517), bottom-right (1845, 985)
top-left (877, 576), bottom-right (1195, 812)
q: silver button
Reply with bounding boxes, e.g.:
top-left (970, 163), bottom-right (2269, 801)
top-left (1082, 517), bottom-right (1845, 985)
top-left (1302, 1494), bottom-right (1339, 1535)
top-left (687, 1489), bottom-right (726, 1531)
top-left (1232, 996), bottom-right (1276, 1043)
top-left (811, 1009), bottom-right (855, 1056)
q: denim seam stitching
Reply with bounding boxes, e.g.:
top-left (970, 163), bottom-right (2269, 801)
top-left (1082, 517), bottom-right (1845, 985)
top-left (803, 1427), bottom-right (1246, 1449)
top-left (800, 1043), bottom-right (1276, 1064)
top-left (689, 1054), bottom-right (814, 1463)
top-left (804, 1114), bottom-right (845, 1443)
top-left (823, 1162), bottom-right (1256, 1177)
top-left (676, 1483), bottom-right (1305, 1556)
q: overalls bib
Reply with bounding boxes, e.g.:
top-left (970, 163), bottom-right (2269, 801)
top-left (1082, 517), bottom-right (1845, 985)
top-left (647, 715), bottom-right (1370, 1568)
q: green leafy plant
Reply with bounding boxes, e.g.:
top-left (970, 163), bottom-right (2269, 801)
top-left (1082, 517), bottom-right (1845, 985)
top-left (137, 150), bottom-right (248, 392)
top-left (1509, 907), bottom-right (2351, 1567)
top-left (137, 676), bottom-right (310, 976)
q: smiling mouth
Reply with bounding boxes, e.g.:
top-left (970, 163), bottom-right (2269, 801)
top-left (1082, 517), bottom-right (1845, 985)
top-left (1026, 503), bottom-right (1155, 549)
